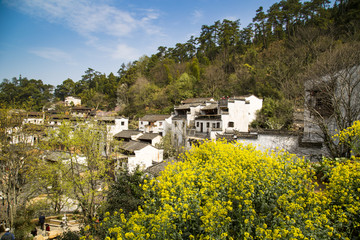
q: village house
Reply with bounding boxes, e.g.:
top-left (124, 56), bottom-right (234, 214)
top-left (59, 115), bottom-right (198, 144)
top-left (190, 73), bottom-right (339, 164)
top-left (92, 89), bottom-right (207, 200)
top-left (172, 98), bottom-right (216, 147)
top-left (192, 95), bottom-right (262, 139)
top-left (117, 141), bottom-right (163, 172)
top-left (301, 65), bottom-right (360, 158)
top-left (64, 96), bottom-right (81, 106)
top-left (303, 66), bottom-right (360, 142)
top-left (95, 116), bottom-right (129, 137)
top-left (112, 130), bottom-right (163, 171)
top-left (170, 95), bottom-right (263, 146)
top-left (139, 114), bottom-right (172, 136)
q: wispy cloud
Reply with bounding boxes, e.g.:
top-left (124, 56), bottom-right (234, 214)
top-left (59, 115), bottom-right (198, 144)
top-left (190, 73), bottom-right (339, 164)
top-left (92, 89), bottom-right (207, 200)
top-left (4, 0), bottom-right (160, 37)
top-left (191, 10), bottom-right (203, 24)
top-left (29, 47), bottom-right (77, 65)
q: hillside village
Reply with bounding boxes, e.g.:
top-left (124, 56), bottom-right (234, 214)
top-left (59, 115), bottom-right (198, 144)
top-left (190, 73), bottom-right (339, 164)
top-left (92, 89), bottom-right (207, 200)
top-left (14, 88), bottom-right (336, 176)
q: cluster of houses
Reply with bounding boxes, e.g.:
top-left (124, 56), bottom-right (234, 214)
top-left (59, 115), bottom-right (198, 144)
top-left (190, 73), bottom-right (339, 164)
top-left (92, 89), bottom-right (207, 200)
top-left (21, 95), bottom-right (265, 172)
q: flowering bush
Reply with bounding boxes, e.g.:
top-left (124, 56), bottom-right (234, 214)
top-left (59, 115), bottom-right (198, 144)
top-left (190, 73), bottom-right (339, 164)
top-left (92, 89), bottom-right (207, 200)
top-left (335, 120), bottom-right (360, 158)
top-left (82, 140), bottom-right (360, 239)
top-left (326, 160), bottom-right (360, 238)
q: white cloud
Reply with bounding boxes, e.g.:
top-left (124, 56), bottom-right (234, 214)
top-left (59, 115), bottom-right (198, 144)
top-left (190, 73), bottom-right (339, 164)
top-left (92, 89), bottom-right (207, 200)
top-left (29, 47), bottom-right (77, 65)
top-left (4, 0), bottom-right (160, 37)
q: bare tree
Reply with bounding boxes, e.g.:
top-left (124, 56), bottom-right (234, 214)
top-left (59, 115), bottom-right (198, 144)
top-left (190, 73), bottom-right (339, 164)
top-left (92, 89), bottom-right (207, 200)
top-left (304, 42), bottom-right (360, 158)
top-left (201, 62), bottom-right (226, 98)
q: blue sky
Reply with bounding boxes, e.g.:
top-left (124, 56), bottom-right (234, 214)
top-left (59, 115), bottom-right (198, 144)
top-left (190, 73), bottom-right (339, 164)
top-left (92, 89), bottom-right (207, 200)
top-left (0, 0), bottom-right (279, 87)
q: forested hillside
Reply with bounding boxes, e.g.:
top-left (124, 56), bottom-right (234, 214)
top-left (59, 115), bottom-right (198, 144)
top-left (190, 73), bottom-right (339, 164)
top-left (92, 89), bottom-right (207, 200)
top-left (1, 0), bottom-right (359, 126)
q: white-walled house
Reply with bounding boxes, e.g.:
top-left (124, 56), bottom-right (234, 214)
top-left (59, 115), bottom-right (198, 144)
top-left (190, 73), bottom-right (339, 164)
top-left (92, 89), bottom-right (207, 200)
top-left (194, 95), bottom-right (263, 138)
top-left (169, 95), bottom-right (263, 147)
top-left (96, 116), bottom-right (129, 137)
top-left (119, 141), bottom-right (164, 172)
top-left (173, 98), bottom-right (216, 126)
top-left (65, 96), bottom-right (81, 106)
top-left (172, 98), bottom-right (216, 147)
top-left (139, 115), bottom-right (172, 136)
top-left (220, 95), bottom-right (263, 133)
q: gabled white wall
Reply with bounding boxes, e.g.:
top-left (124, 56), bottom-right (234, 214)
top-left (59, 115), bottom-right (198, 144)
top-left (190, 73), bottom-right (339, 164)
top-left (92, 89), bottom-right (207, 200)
top-left (221, 95), bottom-right (263, 133)
top-left (246, 95), bottom-right (263, 123)
top-left (107, 118), bottom-right (128, 137)
top-left (127, 145), bottom-right (164, 172)
top-left (151, 135), bottom-right (163, 146)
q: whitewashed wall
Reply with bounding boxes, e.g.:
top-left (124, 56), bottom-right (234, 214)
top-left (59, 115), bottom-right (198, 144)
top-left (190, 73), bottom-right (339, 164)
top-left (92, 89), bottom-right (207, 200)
top-left (235, 133), bottom-right (329, 160)
top-left (127, 146), bottom-right (164, 172)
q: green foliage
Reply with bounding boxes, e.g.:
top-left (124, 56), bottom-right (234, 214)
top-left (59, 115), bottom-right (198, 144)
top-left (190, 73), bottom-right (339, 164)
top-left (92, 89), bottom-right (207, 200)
top-left (166, 73), bottom-right (195, 103)
top-left (13, 208), bottom-right (36, 240)
top-left (0, 77), bottom-right (53, 111)
top-left (58, 231), bottom-right (81, 240)
top-left (101, 168), bottom-right (149, 215)
top-left (0, 109), bottom-right (39, 228)
top-left (156, 132), bottom-right (177, 159)
top-left (54, 78), bottom-right (76, 101)
top-left (251, 98), bottom-right (294, 130)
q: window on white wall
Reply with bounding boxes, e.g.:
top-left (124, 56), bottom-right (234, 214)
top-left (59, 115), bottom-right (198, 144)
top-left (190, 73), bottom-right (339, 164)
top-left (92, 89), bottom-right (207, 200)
top-left (228, 122), bottom-right (234, 127)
